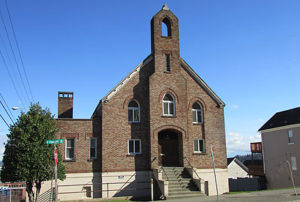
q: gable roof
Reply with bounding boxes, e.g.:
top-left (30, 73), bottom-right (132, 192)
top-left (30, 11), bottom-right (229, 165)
top-left (92, 55), bottom-right (225, 117)
top-left (180, 58), bottom-right (225, 108)
top-left (259, 107), bottom-right (300, 131)
top-left (227, 158), bottom-right (249, 173)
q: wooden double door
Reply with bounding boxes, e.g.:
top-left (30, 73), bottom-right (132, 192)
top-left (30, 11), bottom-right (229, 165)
top-left (158, 130), bottom-right (181, 167)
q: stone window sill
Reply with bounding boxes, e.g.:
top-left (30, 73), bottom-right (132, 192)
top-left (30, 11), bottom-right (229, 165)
top-left (161, 115), bottom-right (176, 118)
top-left (63, 159), bottom-right (76, 162)
top-left (192, 152), bottom-right (206, 155)
top-left (126, 153), bottom-right (142, 156)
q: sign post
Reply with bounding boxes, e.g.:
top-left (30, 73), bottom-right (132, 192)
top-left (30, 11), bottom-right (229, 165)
top-left (46, 139), bottom-right (64, 202)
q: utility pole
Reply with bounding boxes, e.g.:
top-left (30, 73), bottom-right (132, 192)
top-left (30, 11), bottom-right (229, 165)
top-left (211, 145), bottom-right (219, 202)
top-left (54, 144), bottom-right (58, 202)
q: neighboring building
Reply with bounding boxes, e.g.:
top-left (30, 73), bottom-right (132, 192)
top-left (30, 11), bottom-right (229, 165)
top-left (227, 158), bottom-right (249, 179)
top-left (40, 5), bottom-right (229, 200)
top-left (259, 107), bottom-right (300, 189)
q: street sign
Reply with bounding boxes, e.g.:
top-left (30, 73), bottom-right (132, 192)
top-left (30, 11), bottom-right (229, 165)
top-left (54, 147), bottom-right (58, 165)
top-left (46, 139), bottom-right (64, 144)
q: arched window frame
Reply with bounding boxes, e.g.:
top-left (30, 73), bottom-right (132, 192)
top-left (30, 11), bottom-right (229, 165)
top-left (128, 100), bottom-right (140, 123)
top-left (162, 93), bottom-right (175, 116)
top-left (192, 102), bottom-right (203, 124)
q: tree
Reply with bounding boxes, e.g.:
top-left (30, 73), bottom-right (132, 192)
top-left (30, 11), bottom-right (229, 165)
top-left (1, 103), bottom-right (66, 202)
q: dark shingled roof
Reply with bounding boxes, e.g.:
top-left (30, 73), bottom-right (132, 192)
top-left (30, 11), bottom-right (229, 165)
top-left (259, 107), bottom-right (300, 131)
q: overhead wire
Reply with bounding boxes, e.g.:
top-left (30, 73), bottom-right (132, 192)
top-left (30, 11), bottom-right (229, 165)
top-left (0, 93), bottom-right (15, 121)
top-left (0, 48), bottom-right (26, 108)
top-left (0, 97), bottom-right (14, 125)
top-left (0, 8), bottom-right (31, 105)
top-left (4, 0), bottom-right (34, 102)
top-left (0, 113), bottom-right (10, 128)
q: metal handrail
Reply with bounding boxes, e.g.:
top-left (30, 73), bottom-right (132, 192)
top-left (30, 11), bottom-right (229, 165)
top-left (151, 157), bottom-right (169, 181)
top-left (184, 156), bottom-right (201, 181)
top-left (160, 166), bottom-right (169, 181)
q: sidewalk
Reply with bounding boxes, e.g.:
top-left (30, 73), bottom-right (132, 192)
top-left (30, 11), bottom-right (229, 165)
top-left (165, 188), bottom-right (300, 202)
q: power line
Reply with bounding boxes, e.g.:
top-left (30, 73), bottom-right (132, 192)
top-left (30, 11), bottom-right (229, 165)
top-left (0, 8), bottom-right (31, 104)
top-left (0, 48), bottom-right (26, 108)
top-left (0, 113), bottom-right (10, 128)
top-left (0, 93), bottom-right (15, 121)
top-left (0, 97), bottom-right (14, 125)
top-left (4, 0), bottom-right (34, 102)
top-left (0, 33), bottom-right (27, 105)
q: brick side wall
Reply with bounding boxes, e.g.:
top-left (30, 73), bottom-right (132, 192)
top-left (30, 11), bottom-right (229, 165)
top-left (56, 119), bottom-right (101, 173)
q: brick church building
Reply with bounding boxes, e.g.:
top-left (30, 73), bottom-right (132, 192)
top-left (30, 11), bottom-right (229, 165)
top-left (42, 5), bottom-right (228, 201)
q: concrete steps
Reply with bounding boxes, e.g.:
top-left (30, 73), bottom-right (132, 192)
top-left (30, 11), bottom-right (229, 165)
top-left (161, 167), bottom-right (204, 199)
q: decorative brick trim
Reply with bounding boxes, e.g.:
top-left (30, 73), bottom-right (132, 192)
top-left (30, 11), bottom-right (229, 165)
top-left (158, 88), bottom-right (179, 104)
top-left (188, 97), bottom-right (207, 111)
top-left (153, 125), bottom-right (187, 139)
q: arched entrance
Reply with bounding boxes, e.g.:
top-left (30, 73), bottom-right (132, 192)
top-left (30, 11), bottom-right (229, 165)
top-left (158, 129), bottom-right (183, 167)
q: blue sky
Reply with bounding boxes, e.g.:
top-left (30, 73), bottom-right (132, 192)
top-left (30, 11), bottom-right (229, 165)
top-left (0, 0), bottom-right (300, 160)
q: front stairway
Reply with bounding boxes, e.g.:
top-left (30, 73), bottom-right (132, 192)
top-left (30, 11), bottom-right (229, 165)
top-left (161, 167), bottom-right (204, 199)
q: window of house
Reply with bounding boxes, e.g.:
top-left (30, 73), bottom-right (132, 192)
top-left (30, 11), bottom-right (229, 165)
top-left (291, 156), bottom-right (297, 171)
top-left (192, 102), bottom-right (203, 123)
top-left (194, 139), bottom-right (205, 153)
top-left (90, 138), bottom-right (97, 159)
top-left (288, 130), bottom-right (294, 144)
top-left (165, 54), bottom-right (171, 72)
top-left (128, 100), bottom-right (140, 123)
top-left (65, 138), bottom-right (75, 160)
top-left (128, 139), bottom-right (141, 154)
top-left (163, 93), bottom-right (175, 116)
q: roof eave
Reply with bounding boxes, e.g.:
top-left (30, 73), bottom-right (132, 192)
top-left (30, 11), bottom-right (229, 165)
top-left (179, 58), bottom-right (225, 108)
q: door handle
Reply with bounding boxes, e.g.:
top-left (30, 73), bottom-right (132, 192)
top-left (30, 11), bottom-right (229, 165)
top-left (160, 153), bottom-right (165, 156)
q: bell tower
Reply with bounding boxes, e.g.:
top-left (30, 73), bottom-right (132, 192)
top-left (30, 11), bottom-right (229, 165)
top-left (151, 4), bottom-right (180, 73)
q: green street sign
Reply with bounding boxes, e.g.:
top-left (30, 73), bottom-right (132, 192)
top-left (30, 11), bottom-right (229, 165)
top-left (46, 139), bottom-right (64, 144)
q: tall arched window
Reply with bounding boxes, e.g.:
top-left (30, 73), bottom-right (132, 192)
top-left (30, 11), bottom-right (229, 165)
top-left (162, 17), bottom-right (172, 37)
top-left (163, 93), bottom-right (175, 116)
top-left (192, 102), bottom-right (203, 123)
top-left (128, 100), bottom-right (140, 123)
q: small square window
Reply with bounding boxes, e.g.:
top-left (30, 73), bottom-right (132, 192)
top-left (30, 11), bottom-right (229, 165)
top-left (128, 139), bottom-right (141, 154)
top-left (194, 139), bottom-right (205, 153)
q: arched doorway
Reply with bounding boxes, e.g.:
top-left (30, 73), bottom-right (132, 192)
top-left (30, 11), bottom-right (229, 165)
top-left (158, 129), bottom-right (183, 167)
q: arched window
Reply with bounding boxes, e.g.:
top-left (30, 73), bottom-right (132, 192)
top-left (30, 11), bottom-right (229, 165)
top-left (161, 18), bottom-right (172, 37)
top-left (128, 100), bottom-right (140, 123)
top-left (163, 93), bottom-right (175, 116)
top-left (192, 102), bottom-right (203, 123)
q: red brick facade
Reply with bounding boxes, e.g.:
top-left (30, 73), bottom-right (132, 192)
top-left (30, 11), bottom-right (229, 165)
top-left (56, 6), bottom-right (227, 174)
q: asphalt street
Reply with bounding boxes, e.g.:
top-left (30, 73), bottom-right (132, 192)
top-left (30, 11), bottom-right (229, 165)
top-left (165, 188), bottom-right (300, 202)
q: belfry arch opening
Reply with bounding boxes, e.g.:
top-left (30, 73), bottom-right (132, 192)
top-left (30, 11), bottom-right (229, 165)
top-left (161, 17), bottom-right (172, 37)
top-left (158, 129), bottom-right (183, 167)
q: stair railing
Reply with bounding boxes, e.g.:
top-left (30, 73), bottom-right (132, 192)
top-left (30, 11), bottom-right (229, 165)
top-left (184, 156), bottom-right (201, 181)
top-left (160, 166), bottom-right (169, 181)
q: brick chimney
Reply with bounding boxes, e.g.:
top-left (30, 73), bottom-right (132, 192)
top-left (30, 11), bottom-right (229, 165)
top-left (58, 91), bottom-right (73, 118)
